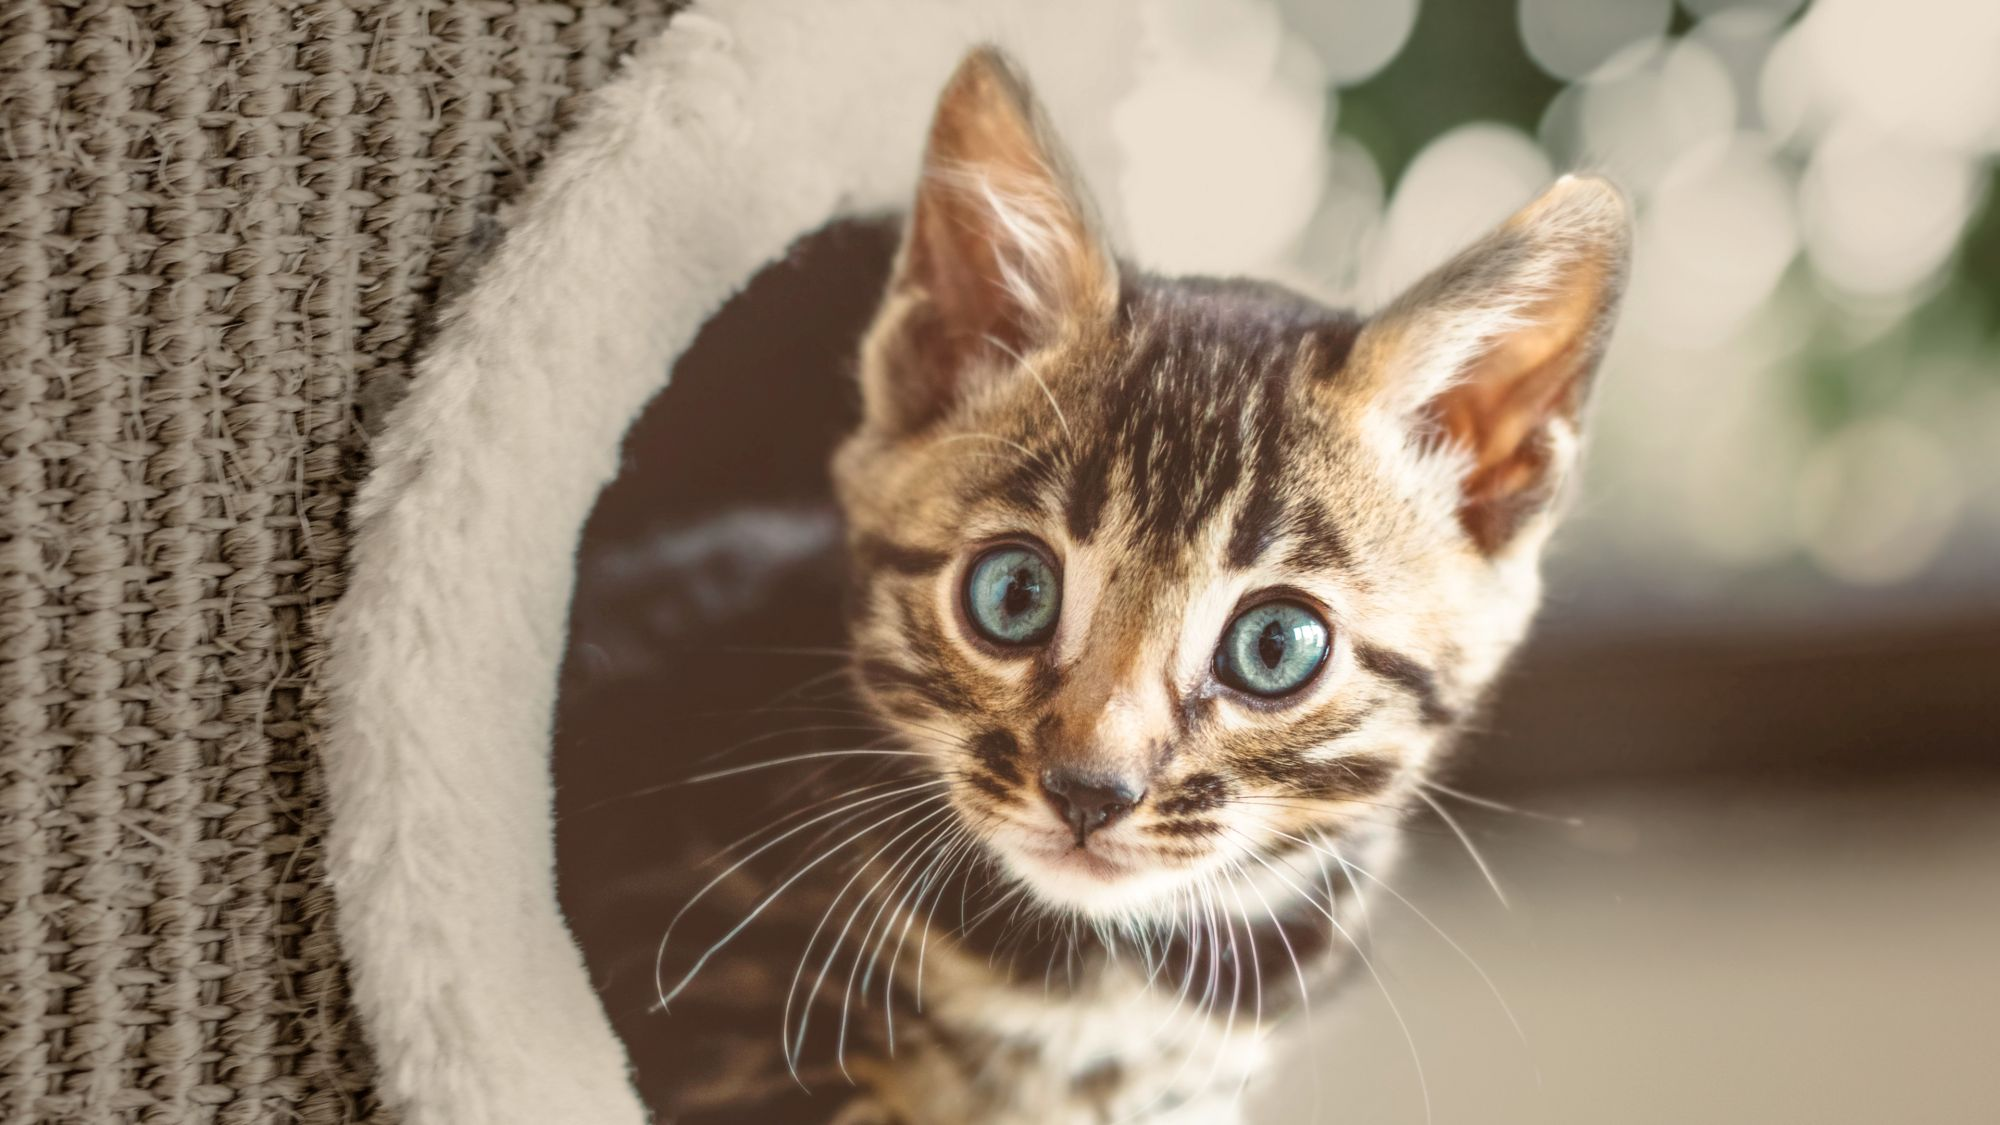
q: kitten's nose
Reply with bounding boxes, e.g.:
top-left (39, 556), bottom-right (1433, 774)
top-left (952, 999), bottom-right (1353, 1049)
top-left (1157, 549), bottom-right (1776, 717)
top-left (1040, 768), bottom-right (1145, 846)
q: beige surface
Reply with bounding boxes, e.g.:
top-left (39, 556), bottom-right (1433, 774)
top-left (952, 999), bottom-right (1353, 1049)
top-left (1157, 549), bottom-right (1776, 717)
top-left (1255, 778), bottom-right (2000, 1124)
top-left (0, 4), bottom-right (676, 1120)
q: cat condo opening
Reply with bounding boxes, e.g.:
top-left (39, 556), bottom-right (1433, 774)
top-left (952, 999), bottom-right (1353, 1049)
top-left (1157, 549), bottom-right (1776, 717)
top-left (539, 26), bottom-right (1632, 1122)
top-left (552, 221), bottom-right (892, 1114)
top-left (318, 4), bottom-right (1345, 1122)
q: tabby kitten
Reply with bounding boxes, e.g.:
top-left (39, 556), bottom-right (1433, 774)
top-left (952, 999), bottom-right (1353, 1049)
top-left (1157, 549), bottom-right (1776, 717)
top-left (653, 48), bottom-right (1627, 1124)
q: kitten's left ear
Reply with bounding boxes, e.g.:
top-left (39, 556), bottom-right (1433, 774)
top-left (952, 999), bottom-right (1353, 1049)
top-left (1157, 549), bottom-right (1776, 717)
top-left (861, 48), bottom-right (1118, 436)
top-left (1349, 176), bottom-right (1631, 554)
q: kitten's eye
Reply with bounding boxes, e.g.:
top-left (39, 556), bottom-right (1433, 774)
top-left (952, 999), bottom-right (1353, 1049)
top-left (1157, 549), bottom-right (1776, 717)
top-left (964, 544), bottom-right (1061, 647)
top-left (1215, 601), bottom-right (1331, 697)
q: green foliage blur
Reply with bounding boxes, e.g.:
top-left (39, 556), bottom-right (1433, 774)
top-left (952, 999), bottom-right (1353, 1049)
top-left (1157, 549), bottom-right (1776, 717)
top-left (1339, 0), bottom-right (1998, 420)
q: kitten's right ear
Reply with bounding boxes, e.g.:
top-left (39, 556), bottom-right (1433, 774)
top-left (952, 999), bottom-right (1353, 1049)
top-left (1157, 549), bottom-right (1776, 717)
top-left (861, 48), bottom-right (1117, 436)
top-left (1345, 176), bottom-right (1631, 555)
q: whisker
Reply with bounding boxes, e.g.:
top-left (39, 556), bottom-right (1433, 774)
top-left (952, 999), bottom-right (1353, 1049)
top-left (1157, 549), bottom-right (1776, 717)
top-left (927, 430), bottom-right (1051, 473)
top-left (812, 800), bottom-right (968, 1072)
top-left (693, 706), bottom-right (972, 759)
top-left (1226, 795), bottom-right (1467, 843)
top-left (1156, 874), bottom-right (1227, 1105)
top-left (770, 792), bottom-right (953, 1081)
top-left (726, 665), bottom-right (858, 720)
top-left (695, 703), bottom-right (882, 721)
top-left (654, 780), bottom-right (949, 1009)
top-left (1114, 884), bottom-right (1208, 1125)
top-left (1198, 866), bottom-right (1252, 1099)
top-left (712, 768), bottom-right (936, 868)
top-left (916, 820), bottom-right (995, 1011)
top-left (838, 814), bottom-right (965, 1067)
top-left (1421, 779), bottom-right (1584, 826)
top-left (1224, 827), bottom-right (1433, 1125)
top-left (1416, 788), bottom-right (1510, 911)
top-left (683, 748), bottom-right (928, 785)
top-left (692, 723), bottom-right (903, 766)
top-left (593, 738), bottom-right (903, 810)
top-left (1228, 854), bottom-right (1318, 1113)
top-left (1320, 837), bottom-right (1541, 1089)
top-left (696, 776), bottom-right (919, 868)
top-left (877, 824), bottom-right (976, 1049)
top-left (1231, 793), bottom-right (1420, 817)
top-left (981, 331), bottom-right (1073, 444)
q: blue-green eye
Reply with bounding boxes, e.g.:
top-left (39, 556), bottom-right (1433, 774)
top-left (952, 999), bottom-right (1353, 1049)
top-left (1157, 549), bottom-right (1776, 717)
top-left (1215, 601), bottom-right (1330, 697)
top-left (964, 545), bottom-right (1060, 647)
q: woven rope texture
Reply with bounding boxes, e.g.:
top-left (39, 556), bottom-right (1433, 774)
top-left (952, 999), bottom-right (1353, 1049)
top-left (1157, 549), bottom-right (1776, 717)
top-left (0, 2), bottom-right (677, 1120)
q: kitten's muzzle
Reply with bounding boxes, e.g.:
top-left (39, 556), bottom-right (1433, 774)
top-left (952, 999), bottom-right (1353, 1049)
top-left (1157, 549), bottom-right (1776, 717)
top-left (1039, 767), bottom-right (1145, 847)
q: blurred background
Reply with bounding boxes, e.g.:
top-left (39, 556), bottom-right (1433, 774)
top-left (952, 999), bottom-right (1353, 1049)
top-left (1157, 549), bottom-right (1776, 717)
top-left (557, 0), bottom-right (1999, 1121)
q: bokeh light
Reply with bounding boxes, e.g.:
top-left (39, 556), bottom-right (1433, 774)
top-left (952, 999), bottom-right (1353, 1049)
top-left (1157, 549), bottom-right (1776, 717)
top-left (1572, 36), bottom-right (1736, 197)
top-left (1785, 0), bottom-right (2000, 155)
top-left (1679, 0), bottom-right (1806, 18)
top-left (1690, 7), bottom-right (1786, 131)
top-left (1795, 417), bottom-right (1965, 585)
top-left (1519, 0), bottom-right (1673, 81)
top-left (1279, 0), bottom-right (1419, 86)
top-left (1361, 123), bottom-right (1550, 304)
top-left (1130, 0), bottom-right (2000, 604)
top-left (1801, 124), bottom-right (1983, 298)
top-left (1114, 0), bottom-right (1329, 274)
top-left (1291, 135), bottom-right (1385, 300)
top-left (1624, 134), bottom-right (1798, 345)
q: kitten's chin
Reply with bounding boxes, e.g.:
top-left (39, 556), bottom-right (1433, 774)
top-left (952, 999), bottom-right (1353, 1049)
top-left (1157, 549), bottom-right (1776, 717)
top-left (993, 837), bottom-right (1194, 921)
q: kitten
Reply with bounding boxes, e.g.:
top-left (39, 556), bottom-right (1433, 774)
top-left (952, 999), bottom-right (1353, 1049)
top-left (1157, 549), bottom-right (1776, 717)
top-left (651, 47), bottom-right (1628, 1124)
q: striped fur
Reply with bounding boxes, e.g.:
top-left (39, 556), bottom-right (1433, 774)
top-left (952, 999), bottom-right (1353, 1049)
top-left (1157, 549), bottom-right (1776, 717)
top-left (652, 49), bottom-right (1628, 1123)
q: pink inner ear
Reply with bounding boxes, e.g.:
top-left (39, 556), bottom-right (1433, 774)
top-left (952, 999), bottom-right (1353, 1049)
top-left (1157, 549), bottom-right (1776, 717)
top-left (1428, 265), bottom-right (1611, 553)
top-left (903, 193), bottom-right (1020, 373)
top-left (906, 96), bottom-right (1108, 350)
top-left (863, 49), bottom-right (1115, 436)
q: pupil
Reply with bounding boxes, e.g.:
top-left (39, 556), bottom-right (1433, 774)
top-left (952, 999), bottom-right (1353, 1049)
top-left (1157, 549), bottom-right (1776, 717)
top-left (1257, 621), bottom-right (1287, 669)
top-left (1002, 567), bottom-right (1035, 616)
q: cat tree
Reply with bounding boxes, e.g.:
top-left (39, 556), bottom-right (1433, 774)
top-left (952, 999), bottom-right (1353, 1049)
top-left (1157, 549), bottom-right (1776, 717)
top-left (1, 1), bottom-right (1297, 1121)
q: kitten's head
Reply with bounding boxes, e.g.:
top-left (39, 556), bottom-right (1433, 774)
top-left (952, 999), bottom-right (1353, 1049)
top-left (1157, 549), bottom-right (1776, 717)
top-left (834, 50), bottom-right (1628, 921)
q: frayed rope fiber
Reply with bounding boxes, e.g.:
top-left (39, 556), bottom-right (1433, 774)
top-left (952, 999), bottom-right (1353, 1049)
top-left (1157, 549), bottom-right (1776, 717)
top-left (0, 3), bottom-right (679, 1120)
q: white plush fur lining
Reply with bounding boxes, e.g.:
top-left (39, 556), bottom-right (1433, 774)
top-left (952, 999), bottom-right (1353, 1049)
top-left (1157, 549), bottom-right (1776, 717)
top-left (318, 3), bottom-right (1160, 1123)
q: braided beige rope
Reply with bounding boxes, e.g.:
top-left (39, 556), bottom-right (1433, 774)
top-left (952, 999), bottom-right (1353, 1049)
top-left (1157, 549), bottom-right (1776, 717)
top-left (0, 3), bottom-right (676, 1120)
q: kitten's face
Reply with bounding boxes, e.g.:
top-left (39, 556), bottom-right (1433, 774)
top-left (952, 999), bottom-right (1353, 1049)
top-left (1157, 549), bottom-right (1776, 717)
top-left (835, 51), bottom-right (1626, 923)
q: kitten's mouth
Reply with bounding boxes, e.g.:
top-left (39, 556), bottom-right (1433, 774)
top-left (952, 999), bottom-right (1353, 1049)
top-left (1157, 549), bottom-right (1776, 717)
top-left (1026, 843), bottom-right (1128, 881)
top-left (996, 832), bottom-right (1197, 918)
top-left (975, 805), bottom-right (1204, 916)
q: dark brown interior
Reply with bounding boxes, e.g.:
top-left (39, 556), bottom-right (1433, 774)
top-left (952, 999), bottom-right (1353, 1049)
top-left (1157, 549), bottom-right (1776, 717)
top-left (553, 221), bottom-right (2000, 1117)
